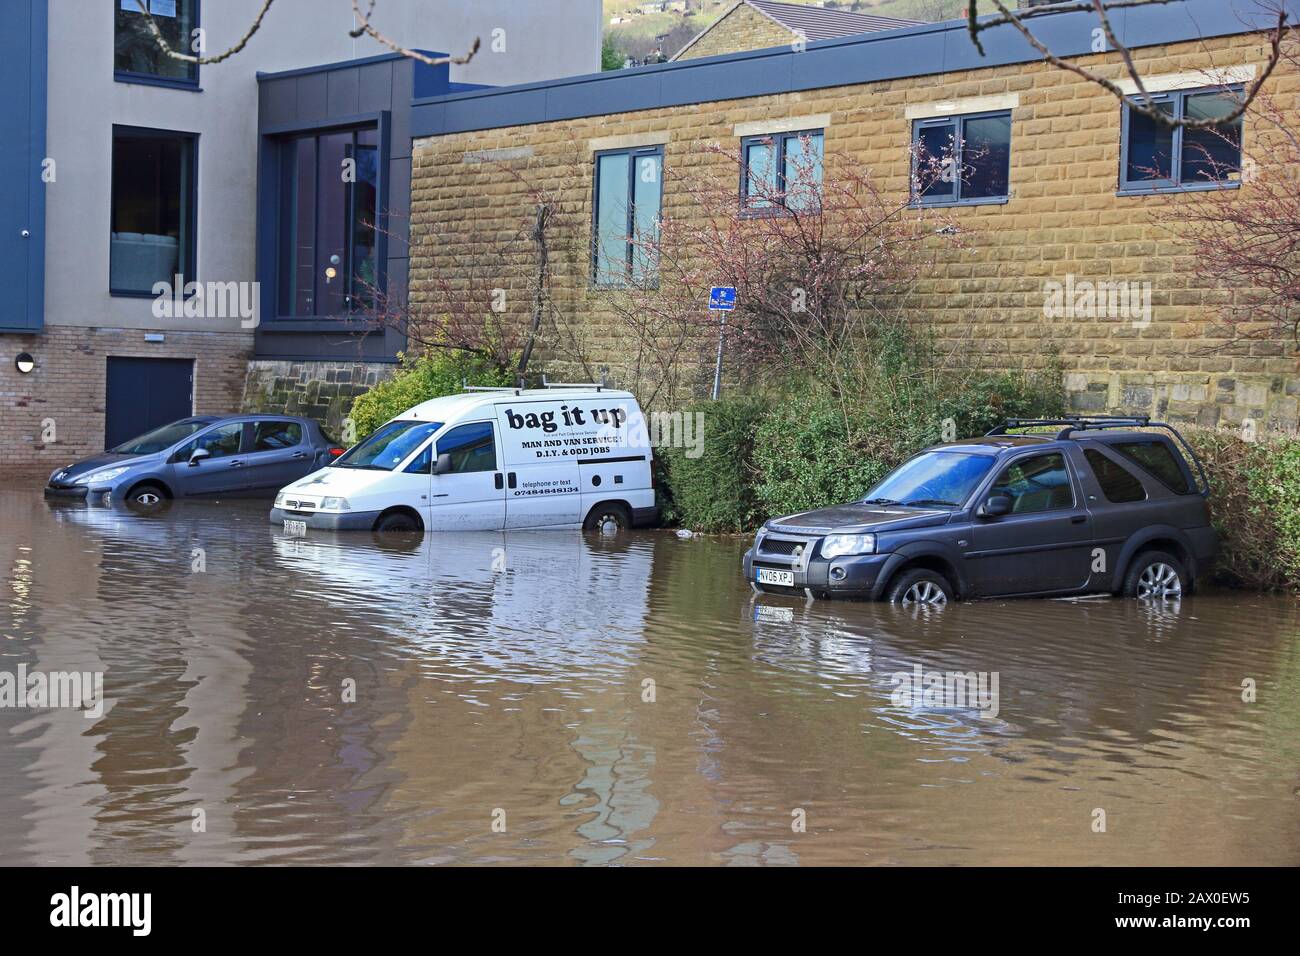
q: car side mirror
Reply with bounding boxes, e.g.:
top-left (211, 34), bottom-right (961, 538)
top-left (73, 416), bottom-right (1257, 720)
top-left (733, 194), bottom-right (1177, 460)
top-left (188, 447), bottom-right (211, 467)
top-left (432, 452), bottom-right (453, 476)
top-left (978, 494), bottom-right (1013, 518)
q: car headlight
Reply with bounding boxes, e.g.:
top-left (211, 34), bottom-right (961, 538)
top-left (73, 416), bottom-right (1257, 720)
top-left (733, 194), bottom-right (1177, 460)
top-left (821, 532), bottom-right (876, 559)
top-left (274, 493), bottom-right (286, 508)
top-left (74, 467), bottom-right (130, 486)
top-left (321, 497), bottom-right (351, 511)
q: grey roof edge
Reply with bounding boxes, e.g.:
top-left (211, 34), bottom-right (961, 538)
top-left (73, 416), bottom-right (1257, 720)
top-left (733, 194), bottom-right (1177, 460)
top-left (411, 0), bottom-right (1299, 138)
top-left (257, 49), bottom-right (446, 82)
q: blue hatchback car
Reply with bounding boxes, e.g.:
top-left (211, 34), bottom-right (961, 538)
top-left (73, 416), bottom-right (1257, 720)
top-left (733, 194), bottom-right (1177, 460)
top-left (45, 415), bottom-right (343, 508)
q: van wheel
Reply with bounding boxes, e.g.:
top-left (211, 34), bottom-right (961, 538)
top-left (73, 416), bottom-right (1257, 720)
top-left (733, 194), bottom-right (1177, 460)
top-left (125, 482), bottom-right (168, 512)
top-left (584, 503), bottom-right (631, 534)
top-left (1124, 551), bottom-right (1186, 600)
top-left (885, 568), bottom-right (953, 606)
top-left (375, 511), bottom-right (421, 533)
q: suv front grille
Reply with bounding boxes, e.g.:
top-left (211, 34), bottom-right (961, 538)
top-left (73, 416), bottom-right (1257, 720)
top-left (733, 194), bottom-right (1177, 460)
top-left (758, 535), bottom-right (818, 559)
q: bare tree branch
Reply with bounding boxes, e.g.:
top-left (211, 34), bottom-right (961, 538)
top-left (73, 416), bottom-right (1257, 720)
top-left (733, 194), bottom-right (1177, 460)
top-left (133, 0), bottom-right (275, 65)
top-left (348, 0), bottom-right (480, 67)
top-left (966, 0), bottom-right (1289, 129)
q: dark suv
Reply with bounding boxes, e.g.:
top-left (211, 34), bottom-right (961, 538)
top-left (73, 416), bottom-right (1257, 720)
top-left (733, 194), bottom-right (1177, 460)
top-left (743, 417), bottom-right (1216, 605)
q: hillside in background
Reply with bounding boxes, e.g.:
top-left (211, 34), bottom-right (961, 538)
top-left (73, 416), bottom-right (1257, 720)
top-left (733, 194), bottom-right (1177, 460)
top-left (602, 0), bottom-right (966, 65)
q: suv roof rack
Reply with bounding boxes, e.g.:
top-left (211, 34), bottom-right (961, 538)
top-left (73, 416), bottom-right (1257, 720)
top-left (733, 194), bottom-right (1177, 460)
top-left (986, 416), bottom-right (1210, 498)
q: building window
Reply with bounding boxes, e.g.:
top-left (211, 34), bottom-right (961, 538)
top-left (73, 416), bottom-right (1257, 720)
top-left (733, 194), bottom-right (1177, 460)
top-left (110, 126), bottom-right (197, 295)
top-left (912, 110), bottom-right (1012, 206)
top-left (592, 146), bottom-right (662, 287)
top-left (277, 126), bottom-right (381, 318)
top-left (1119, 86), bottom-right (1242, 193)
top-left (115, 0), bottom-right (199, 87)
top-left (740, 129), bottom-right (824, 213)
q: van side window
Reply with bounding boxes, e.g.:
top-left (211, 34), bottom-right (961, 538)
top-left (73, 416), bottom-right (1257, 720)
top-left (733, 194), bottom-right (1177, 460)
top-left (1114, 441), bottom-right (1191, 494)
top-left (437, 422), bottom-right (497, 473)
top-left (990, 453), bottom-right (1074, 513)
top-left (404, 444), bottom-right (433, 475)
top-left (1084, 448), bottom-right (1146, 503)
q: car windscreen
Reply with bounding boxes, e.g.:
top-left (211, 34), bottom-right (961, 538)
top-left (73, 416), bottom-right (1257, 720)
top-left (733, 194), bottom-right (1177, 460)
top-left (862, 451), bottom-right (995, 508)
top-left (111, 420), bottom-right (212, 455)
top-left (333, 420), bottom-right (443, 471)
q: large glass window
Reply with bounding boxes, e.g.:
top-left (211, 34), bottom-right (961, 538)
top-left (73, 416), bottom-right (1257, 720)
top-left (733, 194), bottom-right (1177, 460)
top-left (990, 454), bottom-right (1075, 514)
top-left (1114, 441), bottom-right (1192, 494)
top-left (175, 422), bottom-right (244, 462)
top-left (110, 126), bottom-right (196, 295)
top-left (278, 126), bottom-right (381, 317)
top-left (862, 451), bottom-right (995, 508)
top-left (115, 0), bottom-right (199, 86)
top-left (1120, 86), bottom-right (1242, 192)
top-left (253, 421), bottom-right (303, 451)
top-left (437, 422), bottom-right (498, 473)
top-left (913, 111), bottom-right (1012, 205)
top-left (741, 130), bottom-right (824, 213)
top-left (1084, 449), bottom-right (1146, 503)
top-left (592, 146), bottom-right (662, 287)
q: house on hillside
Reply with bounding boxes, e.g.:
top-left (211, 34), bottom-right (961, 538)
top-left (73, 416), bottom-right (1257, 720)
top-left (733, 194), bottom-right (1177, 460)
top-left (672, 0), bottom-right (921, 60)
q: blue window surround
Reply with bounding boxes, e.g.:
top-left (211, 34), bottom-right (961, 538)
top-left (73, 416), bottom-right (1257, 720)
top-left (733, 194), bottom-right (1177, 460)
top-left (1117, 84), bottom-right (1243, 196)
top-left (109, 124), bottom-right (200, 298)
top-left (114, 0), bottom-right (202, 92)
top-left (911, 109), bottom-right (1012, 208)
top-left (738, 128), bottom-right (824, 216)
top-left (3, 0), bottom-right (47, 334)
top-left (591, 144), bottom-right (663, 289)
top-left (256, 111), bottom-right (392, 331)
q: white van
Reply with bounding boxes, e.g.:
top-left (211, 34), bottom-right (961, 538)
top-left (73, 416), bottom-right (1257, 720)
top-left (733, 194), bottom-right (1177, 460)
top-left (269, 386), bottom-right (658, 533)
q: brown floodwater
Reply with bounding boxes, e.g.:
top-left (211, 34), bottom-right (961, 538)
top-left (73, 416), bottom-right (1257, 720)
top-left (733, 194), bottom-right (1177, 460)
top-left (1, 487), bottom-right (1298, 866)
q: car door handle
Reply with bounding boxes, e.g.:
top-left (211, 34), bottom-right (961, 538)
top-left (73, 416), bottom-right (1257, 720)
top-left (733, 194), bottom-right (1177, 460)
top-left (291, 451), bottom-right (308, 459)
top-left (1070, 515), bottom-right (1086, 524)
top-left (495, 473), bottom-right (504, 490)
top-left (229, 460), bottom-right (244, 468)
top-left (507, 472), bottom-right (517, 489)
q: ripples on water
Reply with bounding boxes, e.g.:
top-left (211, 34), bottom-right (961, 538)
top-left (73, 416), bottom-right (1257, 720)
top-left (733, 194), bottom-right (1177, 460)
top-left (1, 490), bottom-right (1298, 865)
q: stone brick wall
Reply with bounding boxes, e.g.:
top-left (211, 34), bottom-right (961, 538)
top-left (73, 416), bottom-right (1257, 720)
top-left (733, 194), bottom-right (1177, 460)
top-left (410, 31), bottom-right (1300, 433)
top-left (0, 328), bottom-right (252, 476)
top-left (241, 360), bottom-right (396, 438)
top-left (675, 3), bottom-right (795, 60)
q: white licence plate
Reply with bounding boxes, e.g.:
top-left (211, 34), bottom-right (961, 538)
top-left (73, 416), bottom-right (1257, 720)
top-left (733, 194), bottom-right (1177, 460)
top-left (283, 519), bottom-right (307, 536)
top-left (756, 567), bottom-right (795, 587)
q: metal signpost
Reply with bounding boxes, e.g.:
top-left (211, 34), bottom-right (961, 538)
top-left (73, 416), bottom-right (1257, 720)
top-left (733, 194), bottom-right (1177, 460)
top-left (709, 286), bottom-right (736, 400)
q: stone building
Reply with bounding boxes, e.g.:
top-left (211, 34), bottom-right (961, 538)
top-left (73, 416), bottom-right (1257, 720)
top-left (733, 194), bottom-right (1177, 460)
top-left (674, 0), bottom-right (921, 61)
top-left (402, 0), bottom-right (1300, 431)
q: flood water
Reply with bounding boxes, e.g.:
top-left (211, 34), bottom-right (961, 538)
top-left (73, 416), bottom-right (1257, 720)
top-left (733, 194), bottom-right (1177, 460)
top-left (2, 487), bottom-right (1298, 866)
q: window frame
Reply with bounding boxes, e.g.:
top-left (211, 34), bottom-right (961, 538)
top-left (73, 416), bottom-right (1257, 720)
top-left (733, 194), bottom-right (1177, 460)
top-left (985, 451), bottom-right (1078, 515)
top-left (109, 124), bottom-right (199, 298)
top-left (265, 116), bottom-right (390, 325)
top-left (1083, 447), bottom-right (1148, 504)
top-left (590, 144), bottom-right (664, 289)
top-left (911, 109), bottom-right (1013, 208)
top-left (114, 0), bottom-right (202, 91)
top-left (738, 128), bottom-right (825, 217)
top-left (1117, 84), bottom-right (1244, 196)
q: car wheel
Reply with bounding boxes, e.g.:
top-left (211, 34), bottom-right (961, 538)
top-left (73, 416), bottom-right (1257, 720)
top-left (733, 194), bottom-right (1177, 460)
top-left (885, 568), bottom-right (953, 606)
top-left (125, 483), bottom-right (168, 511)
top-left (1124, 551), bottom-right (1186, 600)
top-left (375, 511), bottom-right (421, 533)
top-left (583, 503), bottom-right (631, 534)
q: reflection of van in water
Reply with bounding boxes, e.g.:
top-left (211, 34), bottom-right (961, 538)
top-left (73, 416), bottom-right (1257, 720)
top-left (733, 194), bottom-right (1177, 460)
top-left (270, 387), bottom-right (658, 533)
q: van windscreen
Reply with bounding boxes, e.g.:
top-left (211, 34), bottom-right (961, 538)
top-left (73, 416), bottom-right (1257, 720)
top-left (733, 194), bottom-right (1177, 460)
top-left (333, 420), bottom-right (443, 471)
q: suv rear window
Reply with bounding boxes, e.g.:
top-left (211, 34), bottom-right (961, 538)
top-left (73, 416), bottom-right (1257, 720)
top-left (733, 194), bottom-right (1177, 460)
top-left (1084, 449), bottom-right (1146, 503)
top-left (1114, 441), bottom-right (1191, 494)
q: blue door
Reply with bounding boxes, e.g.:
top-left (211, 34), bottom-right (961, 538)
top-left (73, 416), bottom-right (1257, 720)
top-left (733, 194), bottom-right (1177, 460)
top-left (0, 0), bottom-right (47, 333)
top-left (104, 357), bottom-right (194, 450)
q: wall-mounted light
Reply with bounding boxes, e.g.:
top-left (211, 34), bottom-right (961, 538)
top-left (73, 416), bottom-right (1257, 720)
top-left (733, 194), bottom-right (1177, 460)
top-left (15, 352), bottom-right (35, 374)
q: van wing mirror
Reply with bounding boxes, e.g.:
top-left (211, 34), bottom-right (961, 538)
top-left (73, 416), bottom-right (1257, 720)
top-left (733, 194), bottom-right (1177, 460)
top-left (978, 493), bottom-right (1013, 517)
top-left (432, 452), bottom-right (453, 476)
top-left (188, 447), bottom-right (211, 467)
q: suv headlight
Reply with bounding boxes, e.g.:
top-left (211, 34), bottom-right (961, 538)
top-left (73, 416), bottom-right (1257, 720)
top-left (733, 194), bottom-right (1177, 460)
top-left (821, 532), bottom-right (876, 559)
top-left (321, 497), bottom-right (351, 511)
top-left (74, 466), bottom-right (130, 486)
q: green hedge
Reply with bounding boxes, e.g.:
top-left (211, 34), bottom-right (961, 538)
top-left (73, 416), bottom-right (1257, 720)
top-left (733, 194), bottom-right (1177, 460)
top-left (1186, 428), bottom-right (1300, 591)
top-left (658, 396), bottom-right (770, 533)
top-left (348, 353), bottom-right (510, 439)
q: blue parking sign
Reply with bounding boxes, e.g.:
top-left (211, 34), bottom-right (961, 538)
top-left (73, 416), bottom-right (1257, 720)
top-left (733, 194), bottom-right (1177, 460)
top-left (708, 286), bottom-right (737, 311)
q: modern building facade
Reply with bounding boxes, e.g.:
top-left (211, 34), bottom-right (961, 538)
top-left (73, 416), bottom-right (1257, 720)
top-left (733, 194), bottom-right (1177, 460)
top-left (0, 0), bottom-right (602, 471)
